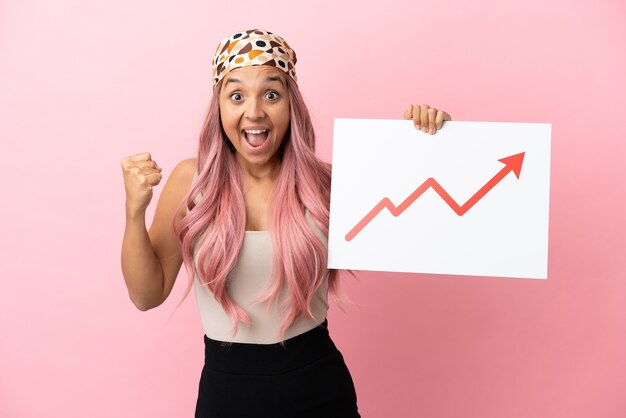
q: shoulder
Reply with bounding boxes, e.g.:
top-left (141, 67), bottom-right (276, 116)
top-left (170, 157), bottom-right (198, 187)
top-left (176, 157), bottom-right (198, 176)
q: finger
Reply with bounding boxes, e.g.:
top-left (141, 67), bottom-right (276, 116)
top-left (129, 166), bottom-right (159, 178)
top-left (412, 105), bottom-right (421, 127)
top-left (435, 110), bottom-right (444, 130)
top-left (145, 172), bottom-right (162, 188)
top-left (403, 104), bottom-right (413, 120)
top-left (428, 108), bottom-right (437, 134)
top-left (137, 167), bottom-right (162, 175)
top-left (420, 105), bottom-right (429, 132)
top-left (131, 162), bottom-right (161, 175)
top-left (135, 160), bottom-right (161, 170)
top-left (443, 111), bottom-right (451, 121)
top-left (129, 152), bottom-right (152, 162)
top-left (122, 152), bottom-right (153, 171)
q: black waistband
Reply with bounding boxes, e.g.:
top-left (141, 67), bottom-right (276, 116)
top-left (202, 318), bottom-right (335, 375)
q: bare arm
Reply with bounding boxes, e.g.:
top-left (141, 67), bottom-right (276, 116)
top-left (121, 157), bottom-right (197, 310)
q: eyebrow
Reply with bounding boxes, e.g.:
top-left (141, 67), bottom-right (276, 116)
top-left (224, 75), bottom-right (285, 87)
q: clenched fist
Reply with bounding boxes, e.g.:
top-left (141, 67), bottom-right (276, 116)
top-left (121, 152), bottom-right (163, 213)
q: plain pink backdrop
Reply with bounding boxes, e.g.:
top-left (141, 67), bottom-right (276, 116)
top-left (1, 0), bottom-right (625, 417)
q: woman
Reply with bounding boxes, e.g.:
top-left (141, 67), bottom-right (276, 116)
top-left (121, 29), bottom-right (450, 417)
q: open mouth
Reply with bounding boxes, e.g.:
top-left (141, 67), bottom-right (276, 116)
top-left (242, 129), bottom-right (270, 148)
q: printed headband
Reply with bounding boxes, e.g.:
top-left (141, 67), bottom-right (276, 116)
top-left (211, 29), bottom-right (297, 88)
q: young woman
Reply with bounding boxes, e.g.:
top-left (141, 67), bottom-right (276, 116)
top-left (121, 29), bottom-right (451, 418)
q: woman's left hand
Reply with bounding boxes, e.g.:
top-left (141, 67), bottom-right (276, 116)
top-left (403, 104), bottom-right (452, 135)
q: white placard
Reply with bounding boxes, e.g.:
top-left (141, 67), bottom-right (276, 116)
top-left (328, 118), bottom-right (551, 279)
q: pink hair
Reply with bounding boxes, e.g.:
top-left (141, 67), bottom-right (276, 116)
top-left (172, 75), bottom-right (344, 341)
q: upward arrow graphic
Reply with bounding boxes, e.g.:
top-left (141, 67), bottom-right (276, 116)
top-left (344, 152), bottom-right (526, 241)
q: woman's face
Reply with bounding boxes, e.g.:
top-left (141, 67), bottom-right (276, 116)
top-left (219, 66), bottom-right (291, 174)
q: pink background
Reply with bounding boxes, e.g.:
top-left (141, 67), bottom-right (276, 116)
top-left (1, 0), bottom-right (625, 417)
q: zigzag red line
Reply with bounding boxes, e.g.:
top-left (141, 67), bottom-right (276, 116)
top-left (344, 162), bottom-right (516, 241)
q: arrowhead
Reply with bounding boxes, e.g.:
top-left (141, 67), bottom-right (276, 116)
top-left (498, 152), bottom-right (525, 179)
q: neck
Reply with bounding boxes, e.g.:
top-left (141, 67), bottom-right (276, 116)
top-left (236, 155), bottom-right (282, 182)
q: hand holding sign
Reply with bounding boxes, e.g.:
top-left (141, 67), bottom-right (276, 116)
top-left (403, 104), bottom-right (452, 134)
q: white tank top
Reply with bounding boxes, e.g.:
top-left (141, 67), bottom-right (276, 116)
top-left (189, 171), bottom-right (329, 344)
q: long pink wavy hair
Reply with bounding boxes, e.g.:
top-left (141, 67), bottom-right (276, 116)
top-left (172, 75), bottom-right (345, 340)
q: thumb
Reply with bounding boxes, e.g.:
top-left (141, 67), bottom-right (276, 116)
top-left (403, 104), bottom-right (413, 120)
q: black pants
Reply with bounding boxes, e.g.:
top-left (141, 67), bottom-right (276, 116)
top-left (195, 318), bottom-right (361, 418)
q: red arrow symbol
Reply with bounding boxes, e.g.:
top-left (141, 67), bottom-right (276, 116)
top-left (345, 152), bottom-right (525, 241)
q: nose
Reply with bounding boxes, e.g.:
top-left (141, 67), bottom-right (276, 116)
top-left (244, 97), bottom-right (266, 120)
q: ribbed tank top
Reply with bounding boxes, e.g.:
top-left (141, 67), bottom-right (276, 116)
top-left (188, 170), bottom-right (329, 344)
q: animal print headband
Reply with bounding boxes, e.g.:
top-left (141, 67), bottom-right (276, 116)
top-left (211, 29), bottom-right (298, 88)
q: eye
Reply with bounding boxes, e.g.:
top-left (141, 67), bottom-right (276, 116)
top-left (265, 91), bottom-right (279, 100)
top-left (229, 92), bottom-right (242, 101)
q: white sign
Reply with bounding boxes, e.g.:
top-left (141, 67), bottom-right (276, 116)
top-left (328, 118), bottom-right (551, 279)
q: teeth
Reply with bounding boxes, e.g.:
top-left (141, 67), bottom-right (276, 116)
top-left (244, 129), bottom-right (268, 134)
